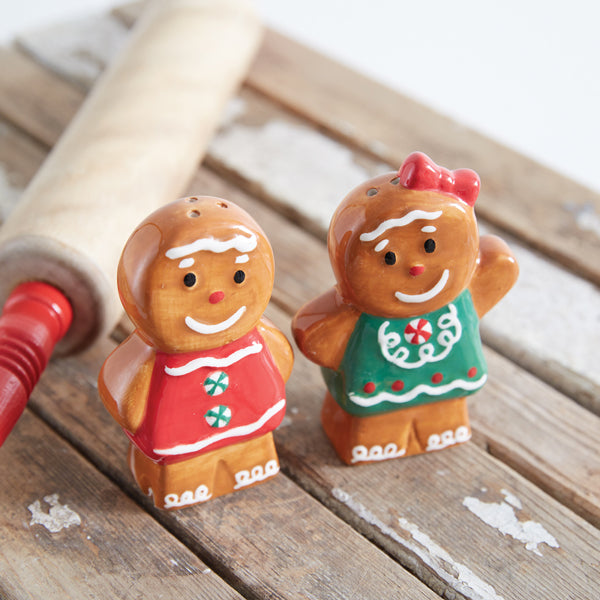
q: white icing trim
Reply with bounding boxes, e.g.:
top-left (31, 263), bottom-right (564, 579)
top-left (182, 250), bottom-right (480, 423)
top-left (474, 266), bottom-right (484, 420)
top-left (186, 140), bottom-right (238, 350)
top-left (348, 375), bottom-right (487, 408)
top-left (155, 399), bottom-right (286, 456)
top-left (233, 459), bottom-right (279, 489)
top-left (165, 341), bottom-right (262, 376)
top-left (351, 443), bottom-right (406, 463)
top-left (421, 225), bottom-right (436, 233)
top-left (374, 239), bottom-right (389, 252)
top-left (378, 303), bottom-right (462, 369)
top-left (166, 225), bottom-right (257, 259)
top-left (426, 426), bottom-right (471, 451)
top-left (163, 485), bottom-right (212, 508)
top-left (395, 269), bottom-right (449, 303)
top-left (360, 210), bottom-right (442, 242)
top-left (185, 306), bottom-right (246, 335)
top-left (235, 254), bottom-right (249, 263)
top-left (178, 257), bottom-right (195, 268)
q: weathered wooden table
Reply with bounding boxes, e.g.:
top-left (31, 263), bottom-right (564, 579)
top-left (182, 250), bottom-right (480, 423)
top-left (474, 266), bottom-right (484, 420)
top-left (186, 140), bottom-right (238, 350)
top-left (0, 4), bottom-right (598, 599)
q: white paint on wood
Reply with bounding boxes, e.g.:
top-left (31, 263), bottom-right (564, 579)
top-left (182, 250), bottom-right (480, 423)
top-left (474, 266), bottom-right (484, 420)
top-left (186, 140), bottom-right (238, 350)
top-left (500, 488), bottom-right (522, 510)
top-left (16, 13), bottom-right (128, 88)
top-left (28, 493), bottom-right (81, 533)
top-left (332, 487), bottom-right (504, 600)
top-left (0, 164), bottom-right (22, 222)
top-left (209, 118), bottom-right (386, 232)
top-left (479, 222), bottom-right (600, 389)
top-left (210, 111), bottom-right (599, 396)
top-left (462, 490), bottom-right (559, 557)
top-left (565, 202), bottom-right (600, 238)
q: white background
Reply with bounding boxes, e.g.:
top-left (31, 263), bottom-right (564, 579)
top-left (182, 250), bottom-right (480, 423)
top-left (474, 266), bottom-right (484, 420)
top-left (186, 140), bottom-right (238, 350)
top-left (1, 0), bottom-right (599, 193)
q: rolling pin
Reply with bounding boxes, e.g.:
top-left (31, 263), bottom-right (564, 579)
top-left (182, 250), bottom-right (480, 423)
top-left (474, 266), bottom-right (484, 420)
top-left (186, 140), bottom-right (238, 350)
top-left (0, 0), bottom-right (262, 445)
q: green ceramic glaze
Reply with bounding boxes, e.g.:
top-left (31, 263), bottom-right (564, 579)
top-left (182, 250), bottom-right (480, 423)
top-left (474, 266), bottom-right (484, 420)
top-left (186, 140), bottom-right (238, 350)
top-left (322, 289), bottom-right (487, 416)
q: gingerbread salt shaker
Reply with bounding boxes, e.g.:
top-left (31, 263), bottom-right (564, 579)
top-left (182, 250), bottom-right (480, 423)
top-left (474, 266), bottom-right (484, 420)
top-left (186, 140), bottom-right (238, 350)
top-left (292, 152), bottom-right (518, 465)
top-left (99, 197), bottom-right (293, 508)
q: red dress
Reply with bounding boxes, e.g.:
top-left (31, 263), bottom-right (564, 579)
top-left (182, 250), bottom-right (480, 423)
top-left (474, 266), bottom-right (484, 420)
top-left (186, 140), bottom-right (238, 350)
top-left (128, 329), bottom-right (286, 464)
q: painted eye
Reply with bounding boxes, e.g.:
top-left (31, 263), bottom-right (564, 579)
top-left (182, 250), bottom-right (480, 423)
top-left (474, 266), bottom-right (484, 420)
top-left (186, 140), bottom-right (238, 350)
top-left (384, 251), bottom-right (396, 265)
top-left (234, 270), bottom-right (246, 284)
top-left (183, 273), bottom-right (196, 287)
top-left (424, 239), bottom-right (436, 253)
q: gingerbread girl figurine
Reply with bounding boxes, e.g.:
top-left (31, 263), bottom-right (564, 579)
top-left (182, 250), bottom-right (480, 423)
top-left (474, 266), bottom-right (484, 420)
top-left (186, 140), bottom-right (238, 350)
top-left (99, 196), bottom-right (293, 509)
top-left (292, 152), bottom-right (518, 465)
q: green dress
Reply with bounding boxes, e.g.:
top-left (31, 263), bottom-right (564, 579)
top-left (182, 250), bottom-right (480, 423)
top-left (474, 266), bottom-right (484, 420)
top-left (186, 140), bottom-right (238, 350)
top-left (322, 289), bottom-right (487, 417)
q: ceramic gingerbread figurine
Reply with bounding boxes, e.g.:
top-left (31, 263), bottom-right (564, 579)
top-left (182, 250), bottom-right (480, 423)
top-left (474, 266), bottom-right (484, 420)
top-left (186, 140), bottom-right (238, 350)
top-left (98, 196), bottom-right (293, 509)
top-left (292, 152), bottom-right (518, 465)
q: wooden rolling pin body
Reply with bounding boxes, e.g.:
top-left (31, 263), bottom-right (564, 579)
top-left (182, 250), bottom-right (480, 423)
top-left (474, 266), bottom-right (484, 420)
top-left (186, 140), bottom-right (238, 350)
top-left (0, 0), bottom-right (262, 354)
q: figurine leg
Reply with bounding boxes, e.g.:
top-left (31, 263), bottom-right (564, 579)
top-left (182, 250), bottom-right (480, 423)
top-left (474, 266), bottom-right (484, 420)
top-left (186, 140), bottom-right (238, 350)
top-left (128, 432), bottom-right (280, 509)
top-left (321, 393), bottom-right (470, 465)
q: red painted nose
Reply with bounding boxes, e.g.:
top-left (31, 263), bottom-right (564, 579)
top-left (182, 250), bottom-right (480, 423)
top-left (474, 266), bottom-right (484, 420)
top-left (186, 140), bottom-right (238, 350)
top-left (410, 265), bottom-right (425, 277)
top-left (209, 291), bottom-right (225, 304)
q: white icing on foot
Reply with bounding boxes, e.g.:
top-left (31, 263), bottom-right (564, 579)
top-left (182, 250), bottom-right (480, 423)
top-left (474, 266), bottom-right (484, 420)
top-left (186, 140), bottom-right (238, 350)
top-left (233, 459), bottom-right (279, 489)
top-left (163, 485), bottom-right (212, 508)
top-left (426, 425), bottom-right (471, 452)
top-left (351, 443), bottom-right (406, 463)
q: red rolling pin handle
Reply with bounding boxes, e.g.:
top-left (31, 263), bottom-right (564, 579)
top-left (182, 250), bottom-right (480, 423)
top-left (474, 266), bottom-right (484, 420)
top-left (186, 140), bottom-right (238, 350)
top-left (0, 282), bottom-right (72, 446)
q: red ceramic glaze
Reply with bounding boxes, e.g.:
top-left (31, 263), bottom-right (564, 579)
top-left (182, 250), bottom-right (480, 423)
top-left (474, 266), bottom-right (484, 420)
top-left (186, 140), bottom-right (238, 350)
top-left (0, 282), bottom-right (73, 445)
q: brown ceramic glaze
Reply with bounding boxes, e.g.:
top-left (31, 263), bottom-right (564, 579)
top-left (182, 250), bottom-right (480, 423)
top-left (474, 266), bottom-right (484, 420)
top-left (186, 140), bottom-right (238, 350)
top-left (99, 196), bottom-right (293, 508)
top-left (293, 152), bottom-right (518, 464)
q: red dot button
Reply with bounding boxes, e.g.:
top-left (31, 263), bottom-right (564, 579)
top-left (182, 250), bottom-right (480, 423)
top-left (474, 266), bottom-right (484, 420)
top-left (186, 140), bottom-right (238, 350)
top-left (431, 373), bottom-right (443, 384)
top-left (468, 367), bottom-right (478, 378)
top-left (392, 380), bottom-right (404, 391)
top-left (363, 382), bottom-right (376, 394)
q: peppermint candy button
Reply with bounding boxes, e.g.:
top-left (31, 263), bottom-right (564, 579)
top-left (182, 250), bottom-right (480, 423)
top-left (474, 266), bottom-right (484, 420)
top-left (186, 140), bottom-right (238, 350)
top-left (203, 370), bottom-right (229, 396)
top-left (404, 318), bottom-right (432, 345)
top-left (204, 405), bottom-right (232, 428)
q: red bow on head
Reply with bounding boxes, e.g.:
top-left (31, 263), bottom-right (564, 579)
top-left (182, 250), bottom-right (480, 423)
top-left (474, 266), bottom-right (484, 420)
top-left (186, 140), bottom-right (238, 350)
top-left (397, 151), bottom-right (480, 207)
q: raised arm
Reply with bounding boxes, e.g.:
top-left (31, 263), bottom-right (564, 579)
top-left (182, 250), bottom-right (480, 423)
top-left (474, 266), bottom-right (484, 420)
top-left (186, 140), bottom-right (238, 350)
top-left (469, 234), bottom-right (519, 318)
top-left (292, 286), bottom-right (360, 371)
top-left (257, 317), bottom-right (294, 382)
top-left (98, 331), bottom-right (156, 434)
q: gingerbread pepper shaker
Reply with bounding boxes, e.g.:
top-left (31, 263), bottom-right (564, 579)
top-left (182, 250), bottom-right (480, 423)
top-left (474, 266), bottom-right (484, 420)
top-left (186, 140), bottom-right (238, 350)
top-left (292, 152), bottom-right (518, 465)
top-left (99, 197), bottom-right (293, 508)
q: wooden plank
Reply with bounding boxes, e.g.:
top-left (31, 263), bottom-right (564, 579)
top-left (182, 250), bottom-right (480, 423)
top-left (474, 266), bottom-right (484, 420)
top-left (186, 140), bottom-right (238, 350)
top-left (0, 47), bottom-right (81, 148)
top-left (3, 31), bottom-right (599, 411)
top-left (205, 88), bottom-right (600, 414)
top-left (0, 411), bottom-right (244, 600)
top-left (1, 114), bottom-right (598, 532)
top-left (271, 327), bottom-right (600, 600)
top-left (0, 120), bottom-right (45, 221)
top-left (30, 340), bottom-right (440, 600)
top-left (247, 30), bottom-right (600, 288)
top-left (179, 166), bottom-right (600, 529)
top-left (34, 312), bottom-right (600, 600)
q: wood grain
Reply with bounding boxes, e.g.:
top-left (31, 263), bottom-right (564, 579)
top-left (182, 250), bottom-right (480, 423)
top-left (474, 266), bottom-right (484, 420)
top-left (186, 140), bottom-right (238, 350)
top-left (3, 26), bottom-right (598, 412)
top-left (204, 88), bottom-right (600, 414)
top-left (1, 117), bottom-right (597, 531)
top-left (0, 0), bottom-right (263, 354)
top-left (272, 332), bottom-right (600, 600)
top-left (45, 306), bottom-right (599, 600)
top-left (0, 410), bottom-right (243, 600)
top-left (247, 29), bottom-right (600, 287)
top-left (30, 340), bottom-right (439, 600)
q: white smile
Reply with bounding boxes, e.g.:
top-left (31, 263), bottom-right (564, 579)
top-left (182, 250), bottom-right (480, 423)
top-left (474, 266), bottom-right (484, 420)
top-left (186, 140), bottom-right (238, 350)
top-left (394, 269), bottom-right (450, 304)
top-left (185, 306), bottom-right (246, 334)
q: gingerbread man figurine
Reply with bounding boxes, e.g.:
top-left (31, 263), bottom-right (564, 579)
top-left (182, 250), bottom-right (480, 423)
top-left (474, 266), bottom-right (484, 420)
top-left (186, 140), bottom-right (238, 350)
top-left (99, 196), bottom-right (293, 508)
top-left (292, 152), bottom-right (518, 465)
